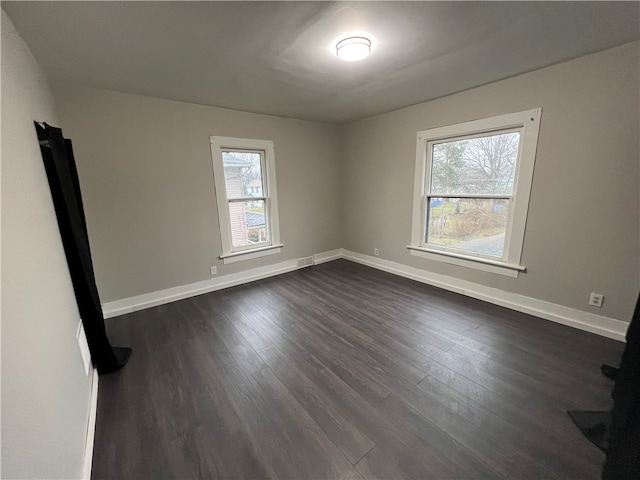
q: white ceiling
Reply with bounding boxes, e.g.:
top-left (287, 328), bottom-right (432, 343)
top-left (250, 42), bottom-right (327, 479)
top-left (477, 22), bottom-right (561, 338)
top-left (4, 1), bottom-right (639, 124)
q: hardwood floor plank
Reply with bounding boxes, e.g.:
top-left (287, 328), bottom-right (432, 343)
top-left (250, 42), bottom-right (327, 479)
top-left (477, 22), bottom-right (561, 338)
top-left (379, 392), bottom-right (511, 478)
top-left (163, 362), bottom-right (274, 479)
top-left (239, 365), bottom-right (362, 479)
top-left (412, 374), bottom-right (605, 478)
top-left (355, 446), bottom-right (410, 480)
top-left (256, 331), bottom-right (478, 478)
top-left (291, 307), bottom-right (429, 387)
top-left (188, 297), bottom-right (267, 376)
top-left (257, 343), bottom-right (376, 464)
top-left (446, 342), bottom-right (613, 407)
top-left (93, 259), bottom-right (624, 479)
top-left (246, 308), bottom-right (393, 405)
top-left (279, 269), bottom-right (458, 353)
top-left (248, 318), bottom-right (465, 478)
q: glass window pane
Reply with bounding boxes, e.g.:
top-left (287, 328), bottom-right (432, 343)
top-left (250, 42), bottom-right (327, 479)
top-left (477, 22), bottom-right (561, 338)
top-left (430, 131), bottom-right (520, 195)
top-left (426, 198), bottom-right (509, 257)
top-left (229, 199), bottom-right (269, 248)
top-left (222, 151), bottom-right (263, 199)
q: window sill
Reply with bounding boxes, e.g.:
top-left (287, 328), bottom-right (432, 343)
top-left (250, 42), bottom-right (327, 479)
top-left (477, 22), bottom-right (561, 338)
top-left (220, 244), bottom-right (283, 264)
top-left (406, 245), bottom-right (525, 278)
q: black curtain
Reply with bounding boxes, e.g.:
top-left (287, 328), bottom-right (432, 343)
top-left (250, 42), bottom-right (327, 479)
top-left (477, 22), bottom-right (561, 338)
top-left (35, 122), bottom-right (130, 375)
top-left (602, 294), bottom-right (640, 479)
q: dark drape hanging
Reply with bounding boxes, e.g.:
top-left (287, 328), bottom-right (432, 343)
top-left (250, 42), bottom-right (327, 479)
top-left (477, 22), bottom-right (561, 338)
top-left (602, 294), bottom-right (640, 479)
top-left (567, 292), bottom-right (640, 478)
top-left (35, 122), bottom-right (130, 375)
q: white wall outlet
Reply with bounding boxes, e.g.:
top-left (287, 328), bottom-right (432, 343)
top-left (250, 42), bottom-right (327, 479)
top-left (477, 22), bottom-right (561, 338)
top-left (210, 266), bottom-right (217, 276)
top-left (589, 292), bottom-right (604, 308)
top-left (373, 248), bottom-right (379, 256)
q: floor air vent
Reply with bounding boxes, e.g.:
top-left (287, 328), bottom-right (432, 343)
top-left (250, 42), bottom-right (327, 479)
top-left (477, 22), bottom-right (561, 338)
top-left (297, 256), bottom-right (314, 268)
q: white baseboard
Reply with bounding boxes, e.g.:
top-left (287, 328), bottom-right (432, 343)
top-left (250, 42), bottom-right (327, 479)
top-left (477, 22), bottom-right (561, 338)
top-left (82, 368), bottom-right (98, 480)
top-left (313, 249), bottom-right (343, 265)
top-left (102, 258), bottom-right (303, 318)
top-left (341, 249), bottom-right (629, 342)
top-left (101, 247), bottom-right (628, 342)
top-left (103, 249), bottom-right (341, 318)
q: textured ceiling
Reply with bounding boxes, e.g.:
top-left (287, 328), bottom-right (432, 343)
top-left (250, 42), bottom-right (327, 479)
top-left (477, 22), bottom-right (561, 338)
top-left (3, 1), bottom-right (639, 124)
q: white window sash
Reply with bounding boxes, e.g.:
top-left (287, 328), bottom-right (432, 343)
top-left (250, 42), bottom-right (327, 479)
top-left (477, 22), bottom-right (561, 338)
top-left (210, 136), bottom-right (281, 263)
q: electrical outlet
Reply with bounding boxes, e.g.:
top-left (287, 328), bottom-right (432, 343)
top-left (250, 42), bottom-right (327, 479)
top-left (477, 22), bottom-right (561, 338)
top-left (589, 292), bottom-right (604, 308)
top-left (210, 266), bottom-right (217, 276)
top-left (373, 248), bottom-right (379, 256)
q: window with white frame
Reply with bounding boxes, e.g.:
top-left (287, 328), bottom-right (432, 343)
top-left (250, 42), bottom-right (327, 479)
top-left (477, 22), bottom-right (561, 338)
top-left (409, 108), bottom-right (542, 277)
top-left (210, 136), bottom-right (282, 264)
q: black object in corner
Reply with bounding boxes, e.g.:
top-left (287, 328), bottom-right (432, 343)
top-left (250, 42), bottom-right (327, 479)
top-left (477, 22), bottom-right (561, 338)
top-left (35, 122), bottom-right (130, 375)
top-left (568, 293), bottom-right (640, 479)
top-left (602, 294), bottom-right (640, 479)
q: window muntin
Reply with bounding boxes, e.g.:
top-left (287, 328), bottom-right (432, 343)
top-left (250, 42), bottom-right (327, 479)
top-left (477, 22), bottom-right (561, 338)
top-left (410, 109), bottom-right (542, 275)
top-left (210, 137), bottom-right (282, 263)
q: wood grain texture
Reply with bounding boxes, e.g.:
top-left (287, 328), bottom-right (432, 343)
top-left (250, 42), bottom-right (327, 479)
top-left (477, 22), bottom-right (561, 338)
top-left (93, 259), bottom-right (624, 479)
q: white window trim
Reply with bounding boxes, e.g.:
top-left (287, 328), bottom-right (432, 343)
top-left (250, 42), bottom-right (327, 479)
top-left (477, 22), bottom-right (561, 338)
top-left (409, 108), bottom-right (542, 277)
top-left (210, 136), bottom-right (282, 264)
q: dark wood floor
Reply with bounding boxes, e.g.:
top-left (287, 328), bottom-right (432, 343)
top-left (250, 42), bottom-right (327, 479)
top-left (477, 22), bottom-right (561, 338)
top-left (93, 259), bottom-right (624, 479)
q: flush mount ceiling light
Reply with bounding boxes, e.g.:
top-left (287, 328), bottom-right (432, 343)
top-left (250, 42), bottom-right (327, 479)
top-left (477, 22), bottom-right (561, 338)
top-left (336, 36), bottom-right (372, 62)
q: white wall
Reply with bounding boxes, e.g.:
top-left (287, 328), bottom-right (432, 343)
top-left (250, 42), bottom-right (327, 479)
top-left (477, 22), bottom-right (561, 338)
top-left (342, 42), bottom-right (640, 323)
top-left (1, 11), bottom-right (92, 479)
top-left (52, 85), bottom-right (343, 303)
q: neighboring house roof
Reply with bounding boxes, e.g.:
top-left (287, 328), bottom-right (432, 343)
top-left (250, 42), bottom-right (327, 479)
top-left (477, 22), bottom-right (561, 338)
top-left (223, 154), bottom-right (254, 168)
top-left (245, 211), bottom-right (265, 228)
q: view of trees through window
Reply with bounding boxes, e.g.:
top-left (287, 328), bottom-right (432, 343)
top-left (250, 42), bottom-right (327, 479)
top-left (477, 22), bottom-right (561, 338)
top-left (222, 151), bottom-right (269, 248)
top-left (426, 131), bottom-right (520, 257)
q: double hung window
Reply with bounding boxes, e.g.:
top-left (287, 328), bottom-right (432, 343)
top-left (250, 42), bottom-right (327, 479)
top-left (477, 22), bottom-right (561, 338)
top-left (210, 136), bottom-right (282, 264)
top-left (409, 109), bottom-right (542, 276)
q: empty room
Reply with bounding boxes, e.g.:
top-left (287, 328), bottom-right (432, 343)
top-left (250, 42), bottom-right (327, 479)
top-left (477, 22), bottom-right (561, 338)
top-left (2, 1), bottom-right (640, 479)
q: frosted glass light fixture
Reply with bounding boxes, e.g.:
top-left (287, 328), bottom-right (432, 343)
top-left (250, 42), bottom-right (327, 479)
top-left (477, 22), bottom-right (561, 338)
top-left (336, 36), bottom-right (372, 61)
